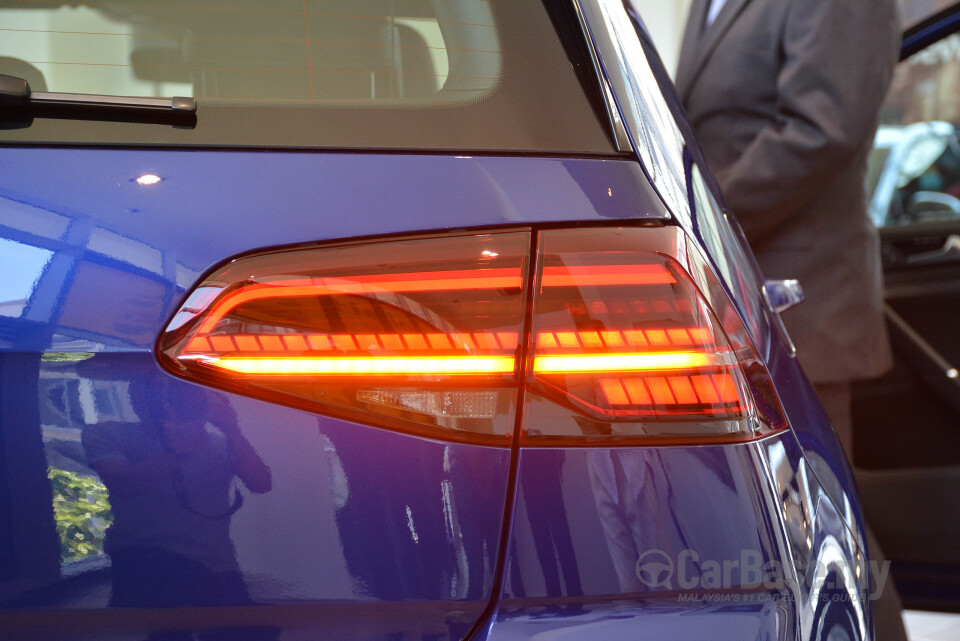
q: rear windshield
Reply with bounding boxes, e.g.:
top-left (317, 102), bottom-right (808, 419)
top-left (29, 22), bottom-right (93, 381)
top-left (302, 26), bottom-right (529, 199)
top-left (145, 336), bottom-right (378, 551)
top-left (0, 1), bottom-right (615, 153)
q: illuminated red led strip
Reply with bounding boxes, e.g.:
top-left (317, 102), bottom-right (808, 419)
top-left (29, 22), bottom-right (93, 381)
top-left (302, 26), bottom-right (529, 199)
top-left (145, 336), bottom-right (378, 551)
top-left (187, 333), bottom-right (727, 375)
top-left (535, 328), bottom-right (713, 350)
top-left (599, 374), bottom-right (741, 406)
top-left (541, 264), bottom-right (675, 287)
top-left (185, 331), bottom-right (520, 354)
top-left (188, 329), bottom-right (710, 355)
top-left (268, 269), bottom-right (522, 289)
top-left (197, 269), bottom-right (524, 334)
top-left (532, 351), bottom-right (725, 374)
top-left (567, 299), bottom-right (693, 315)
top-left (195, 265), bottom-right (677, 336)
top-left (206, 356), bottom-right (516, 376)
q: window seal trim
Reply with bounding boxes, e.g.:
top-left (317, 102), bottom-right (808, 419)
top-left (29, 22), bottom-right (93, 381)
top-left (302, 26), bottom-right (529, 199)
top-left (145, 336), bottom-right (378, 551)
top-left (571, 0), bottom-right (633, 153)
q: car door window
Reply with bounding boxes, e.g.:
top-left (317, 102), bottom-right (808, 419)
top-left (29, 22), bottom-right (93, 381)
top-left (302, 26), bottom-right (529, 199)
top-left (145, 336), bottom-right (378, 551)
top-left (854, 18), bottom-right (960, 609)
top-left (871, 33), bottom-right (960, 227)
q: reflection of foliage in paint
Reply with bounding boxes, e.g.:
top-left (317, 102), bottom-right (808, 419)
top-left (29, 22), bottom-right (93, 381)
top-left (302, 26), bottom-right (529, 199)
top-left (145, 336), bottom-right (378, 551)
top-left (48, 468), bottom-right (112, 562)
top-left (41, 352), bottom-right (94, 363)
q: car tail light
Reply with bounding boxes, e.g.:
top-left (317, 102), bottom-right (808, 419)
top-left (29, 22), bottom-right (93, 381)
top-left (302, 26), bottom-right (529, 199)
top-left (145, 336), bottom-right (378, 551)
top-left (520, 227), bottom-right (785, 445)
top-left (158, 232), bottom-right (530, 445)
top-left (159, 227), bottom-right (786, 446)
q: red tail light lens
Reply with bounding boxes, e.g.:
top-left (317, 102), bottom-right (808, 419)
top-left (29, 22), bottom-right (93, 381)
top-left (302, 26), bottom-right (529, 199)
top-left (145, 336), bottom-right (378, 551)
top-left (158, 232), bottom-right (530, 445)
top-left (530, 256), bottom-right (749, 420)
top-left (520, 227), bottom-right (783, 445)
top-left (160, 226), bottom-right (785, 446)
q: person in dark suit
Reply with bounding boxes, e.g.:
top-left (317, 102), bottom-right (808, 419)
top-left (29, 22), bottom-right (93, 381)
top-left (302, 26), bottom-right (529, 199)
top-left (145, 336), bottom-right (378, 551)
top-left (675, 1), bottom-right (905, 639)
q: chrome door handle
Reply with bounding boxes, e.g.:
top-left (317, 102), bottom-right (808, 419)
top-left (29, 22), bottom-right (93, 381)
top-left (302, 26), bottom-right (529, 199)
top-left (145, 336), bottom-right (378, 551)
top-left (906, 234), bottom-right (960, 266)
top-left (764, 279), bottom-right (804, 313)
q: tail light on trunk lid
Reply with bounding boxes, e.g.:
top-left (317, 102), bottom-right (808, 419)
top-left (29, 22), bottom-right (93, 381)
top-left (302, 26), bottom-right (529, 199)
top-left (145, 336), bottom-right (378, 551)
top-left (159, 232), bottom-right (529, 445)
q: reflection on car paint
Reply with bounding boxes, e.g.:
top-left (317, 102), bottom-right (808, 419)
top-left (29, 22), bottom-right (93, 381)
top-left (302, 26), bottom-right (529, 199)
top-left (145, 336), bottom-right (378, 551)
top-left (500, 433), bottom-right (868, 641)
top-left (487, 599), bottom-right (786, 641)
top-left (6, 350), bottom-right (511, 638)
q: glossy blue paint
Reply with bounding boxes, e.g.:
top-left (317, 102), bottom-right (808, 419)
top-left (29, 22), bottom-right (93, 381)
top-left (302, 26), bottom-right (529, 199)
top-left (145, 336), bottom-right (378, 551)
top-left (481, 433), bottom-right (867, 641)
top-left (2, 350), bottom-right (510, 629)
top-left (483, 599), bottom-right (786, 641)
top-left (482, 601), bottom-right (787, 641)
top-left (0, 150), bottom-right (866, 639)
top-left (504, 444), bottom-right (781, 600)
top-left (0, 151), bottom-right (669, 639)
top-left (0, 151), bottom-right (665, 351)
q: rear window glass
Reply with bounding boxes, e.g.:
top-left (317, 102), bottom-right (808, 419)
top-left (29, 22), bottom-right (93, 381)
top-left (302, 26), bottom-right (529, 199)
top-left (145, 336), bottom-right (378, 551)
top-left (0, 1), bottom-right (615, 153)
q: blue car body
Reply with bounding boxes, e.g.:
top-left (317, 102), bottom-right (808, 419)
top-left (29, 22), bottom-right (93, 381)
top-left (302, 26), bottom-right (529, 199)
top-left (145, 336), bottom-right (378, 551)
top-left (0, 2), bottom-right (869, 640)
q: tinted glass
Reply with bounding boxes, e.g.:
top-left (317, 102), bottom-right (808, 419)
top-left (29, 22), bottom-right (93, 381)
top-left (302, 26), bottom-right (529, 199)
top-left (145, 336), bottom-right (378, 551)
top-left (0, 1), bottom-right (615, 153)
top-left (1, 0), bottom-right (498, 103)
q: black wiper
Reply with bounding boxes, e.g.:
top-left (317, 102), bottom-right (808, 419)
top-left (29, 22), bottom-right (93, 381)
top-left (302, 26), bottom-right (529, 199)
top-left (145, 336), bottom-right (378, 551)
top-left (0, 74), bottom-right (197, 129)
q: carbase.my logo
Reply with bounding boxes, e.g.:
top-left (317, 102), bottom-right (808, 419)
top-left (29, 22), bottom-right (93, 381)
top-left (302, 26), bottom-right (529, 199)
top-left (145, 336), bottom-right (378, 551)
top-left (635, 549), bottom-right (674, 587)
top-left (633, 547), bottom-right (892, 600)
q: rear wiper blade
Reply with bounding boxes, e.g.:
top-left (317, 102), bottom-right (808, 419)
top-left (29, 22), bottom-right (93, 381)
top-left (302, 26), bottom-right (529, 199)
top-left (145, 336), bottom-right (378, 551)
top-left (0, 74), bottom-right (197, 128)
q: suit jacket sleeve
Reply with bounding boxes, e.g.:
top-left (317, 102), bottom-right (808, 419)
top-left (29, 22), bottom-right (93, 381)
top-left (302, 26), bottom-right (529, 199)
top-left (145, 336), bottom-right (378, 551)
top-left (716, 0), bottom-right (900, 244)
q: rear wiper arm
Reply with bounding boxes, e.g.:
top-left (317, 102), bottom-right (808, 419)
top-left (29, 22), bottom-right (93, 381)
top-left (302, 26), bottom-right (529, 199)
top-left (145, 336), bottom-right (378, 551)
top-left (0, 74), bottom-right (197, 128)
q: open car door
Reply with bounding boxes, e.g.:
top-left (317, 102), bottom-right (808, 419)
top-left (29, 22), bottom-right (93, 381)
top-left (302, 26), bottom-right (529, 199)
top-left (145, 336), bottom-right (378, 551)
top-left (854, 2), bottom-right (960, 613)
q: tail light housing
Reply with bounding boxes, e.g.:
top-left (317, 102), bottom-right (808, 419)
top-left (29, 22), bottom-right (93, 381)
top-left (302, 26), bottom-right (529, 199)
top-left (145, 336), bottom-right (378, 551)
top-left (158, 232), bottom-right (529, 445)
top-left (159, 227), bottom-right (786, 445)
top-left (522, 227), bottom-right (784, 445)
